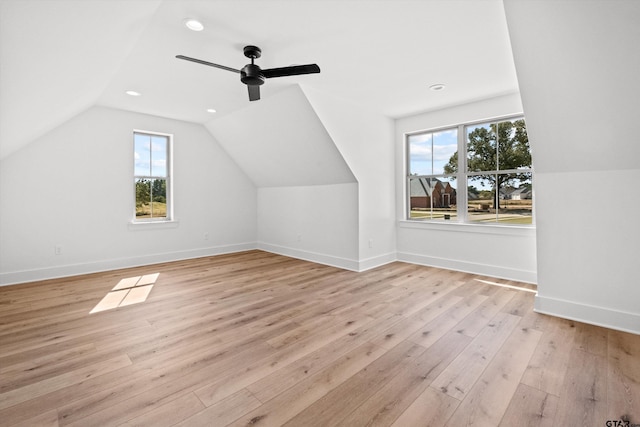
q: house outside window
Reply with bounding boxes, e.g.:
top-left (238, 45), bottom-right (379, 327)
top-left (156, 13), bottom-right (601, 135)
top-left (406, 116), bottom-right (533, 225)
top-left (134, 131), bottom-right (172, 222)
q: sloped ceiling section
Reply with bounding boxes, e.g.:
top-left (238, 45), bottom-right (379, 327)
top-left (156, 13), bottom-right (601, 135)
top-left (205, 85), bottom-right (355, 188)
top-left (1, 1), bottom-right (519, 161)
top-left (0, 0), bottom-right (161, 159)
top-left (1, 1), bottom-right (519, 162)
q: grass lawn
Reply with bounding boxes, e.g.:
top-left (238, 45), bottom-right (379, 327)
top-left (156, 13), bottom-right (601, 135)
top-left (136, 202), bottom-right (167, 219)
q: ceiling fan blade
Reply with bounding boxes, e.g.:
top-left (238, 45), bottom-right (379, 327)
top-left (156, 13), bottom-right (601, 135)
top-left (175, 55), bottom-right (240, 73)
top-left (262, 64), bottom-right (320, 78)
top-left (248, 85), bottom-right (260, 101)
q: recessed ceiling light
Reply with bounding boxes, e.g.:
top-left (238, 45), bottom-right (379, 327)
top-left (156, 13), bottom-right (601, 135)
top-left (184, 18), bottom-right (204, 31)
top-left (125, 90), bottom-right (141, 96)
top-left (206, 108), bottom-right (217, 113)
top-left (429, 84), bottom-right (446, 91)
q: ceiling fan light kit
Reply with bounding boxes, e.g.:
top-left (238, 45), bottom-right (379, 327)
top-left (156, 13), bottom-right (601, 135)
top-left (176, 45), bottom-right (320, 101)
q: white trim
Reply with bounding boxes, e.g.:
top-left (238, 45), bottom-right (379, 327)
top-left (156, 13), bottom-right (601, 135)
top-left (0, 242), bottom-right (256, 286)
top-left (257, 242), bottom-right (360, 271)
top-left (535, 294), bottom-right (640, 335)
top-left (397, 250), bottom-right (537, 284)
top-left (1, 243), bottom-right (537, 289)
top-left (127, 220), bottom-right (180, 231)
top-left (399, 219), bottom-right (535, 236)
top-left (133, 129), bottom-right (173, 222)
top-left (257, 243), bottom-right (397, 272)
top-left (358, 252), bottom-right (398, 272)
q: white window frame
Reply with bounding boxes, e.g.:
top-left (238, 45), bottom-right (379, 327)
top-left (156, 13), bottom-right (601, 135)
top-left (405, 115), bottom-right (534, 226)
top-left (132, 129), bottom-right (174, 223)
top-left (405, 126), bottom-right (460, 221)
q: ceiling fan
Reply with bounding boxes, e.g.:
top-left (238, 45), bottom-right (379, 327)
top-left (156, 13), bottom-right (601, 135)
top-left (176, 45), bottom-right (321, 101)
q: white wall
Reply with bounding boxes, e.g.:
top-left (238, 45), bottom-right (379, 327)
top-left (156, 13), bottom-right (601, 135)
top-left (257, 184), bottom-right (359, 270)
top-left (0, 106), bottom-right (257, 285)
top-left (302, 86), bottom-right (397, 270)
top-left (206, 85), bottom-right (362, 270)
top-left (206, 84), bottom-right (396, 272)
top-left (395, 93), bottom-right (537, 283)
top-left (504, 0), bottom-right (640, 333)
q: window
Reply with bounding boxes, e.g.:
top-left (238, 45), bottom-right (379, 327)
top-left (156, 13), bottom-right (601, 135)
top-left (407, 128), bottom-right (458, 220)
top-left (406, 116), bottom-right (533, 225)
top-left (465, 118), bottom-right (532, 224)
top-left (134, 131), bottom-right (172, 221)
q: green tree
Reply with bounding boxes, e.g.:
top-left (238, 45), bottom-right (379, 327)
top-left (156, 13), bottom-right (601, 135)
top-left (152, 179), bottom-right (167, 203)
top-left (135, 179), bottom-right (151, 208)
top-left (444, 119), bottom-right (531, 209)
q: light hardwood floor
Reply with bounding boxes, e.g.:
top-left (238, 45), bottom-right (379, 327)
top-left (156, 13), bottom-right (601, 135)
top-left (0, 250), bottom-right (638, 426)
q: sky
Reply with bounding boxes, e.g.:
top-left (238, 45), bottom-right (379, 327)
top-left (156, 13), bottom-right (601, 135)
top-left (134, 133), bottom-right (168, 177)
top-left (408, 128), bottom-right (457, 176)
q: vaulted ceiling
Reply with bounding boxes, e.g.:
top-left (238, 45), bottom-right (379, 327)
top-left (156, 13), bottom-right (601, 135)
top-left (0, 0), bottom-right (519, 159)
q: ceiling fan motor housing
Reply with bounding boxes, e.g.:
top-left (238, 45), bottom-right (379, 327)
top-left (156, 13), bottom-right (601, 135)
top-left (241, 64), bottom-right (265, 86)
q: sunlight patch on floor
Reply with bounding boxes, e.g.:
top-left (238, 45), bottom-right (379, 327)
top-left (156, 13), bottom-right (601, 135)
top-left (90, 273), bottom-right (159, 314)
top-left (474, 278), bottom-right (537, 293)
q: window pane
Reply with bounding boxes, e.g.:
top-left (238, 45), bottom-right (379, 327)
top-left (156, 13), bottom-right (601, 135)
top-left (467, 173), bottom-right (532, 224)
top-left (498, 173), bottom-right (533, 224)
top-left (150, 178), bottom-right (167, 219)
top-left (135, 178), bottom-right (152, 218)
top-left (408, 128), bottom-right (457, 176)
top-left (467, 175), bottom-right (497, 222)
top-left (466, 122), bottom-right (496, 172)
top-left (408, 133), bottom-right (432, 175)
top-left (135, 178), bottom-right (168, 219)
top-left (408, 176), bottom-right (457, 221)
top-left (151, 135), bottom-right (167, 177)
top-left (497, 119), bottom-right (531, 171)
top-left (433, 129), bottom-right (458, 175)
top-left (134, 133), bottom-right (152, 176)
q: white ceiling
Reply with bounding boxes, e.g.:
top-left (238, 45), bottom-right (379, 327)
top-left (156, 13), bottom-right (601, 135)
top-left (0, 0), bottom-right (519, 159)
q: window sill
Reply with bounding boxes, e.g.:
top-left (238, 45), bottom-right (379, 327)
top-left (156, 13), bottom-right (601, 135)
top-left (128, 220), bottom-right (179, 231)
top-left (398, 219), bottom-right (535, 236)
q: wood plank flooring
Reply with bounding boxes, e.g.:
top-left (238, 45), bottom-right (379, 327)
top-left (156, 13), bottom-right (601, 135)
top-left (0, 250), bottom-right (638, 426)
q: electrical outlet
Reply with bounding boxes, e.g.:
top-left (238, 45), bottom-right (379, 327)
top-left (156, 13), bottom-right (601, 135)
top-left (297, 234), bottom-right (302, 242)
top-left (368, 239), bottom-right (374, 248)
top-left (203, 232), bottom-right (209, 240)
top-left (55, 245), bottom-right (62, 255)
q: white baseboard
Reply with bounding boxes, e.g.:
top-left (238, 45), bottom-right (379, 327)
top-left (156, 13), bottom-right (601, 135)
top-left (0, 242), bottom-right (257, 286)
top-left (2, 244), bottom-right (539, 292)
top-left (396, 251), bottom-right (537, 284)
top-left (358, 252), bottom-right (398, 271)
top-left (256, 242), bottom-right (398, 272)
top-left (257, 242), bottom-right (360, 271)
top-left (535, 295), bottom-right (640, 335)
